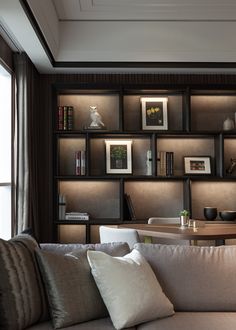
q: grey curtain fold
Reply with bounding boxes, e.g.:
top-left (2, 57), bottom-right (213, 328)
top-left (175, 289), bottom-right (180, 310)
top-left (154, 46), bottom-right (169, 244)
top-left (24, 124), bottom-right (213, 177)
top-left (13, 52), bottom-right (40, 239)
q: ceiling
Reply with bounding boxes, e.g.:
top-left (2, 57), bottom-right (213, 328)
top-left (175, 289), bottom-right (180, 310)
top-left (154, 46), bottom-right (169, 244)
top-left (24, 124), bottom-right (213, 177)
top-left (1, 0), bottom-right (236, 73)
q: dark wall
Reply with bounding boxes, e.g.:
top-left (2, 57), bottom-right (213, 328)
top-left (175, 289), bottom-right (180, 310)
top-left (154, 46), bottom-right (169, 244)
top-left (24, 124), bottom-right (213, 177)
top-left (0, 35), bottom-right (13, 71)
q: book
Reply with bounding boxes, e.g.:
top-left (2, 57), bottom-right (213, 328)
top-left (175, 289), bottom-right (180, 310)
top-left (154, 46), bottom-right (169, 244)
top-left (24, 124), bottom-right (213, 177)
top-left (80, 150), bottom-right (86, 175)
top-left (57, 105), bottom-right (74, 130)
top-left (65, 212), bottom-right (89, 220)
top-left (75, 150), bottom-right (86, 175)
top-left (63, 106), bottom-right (68, 130)
top-left (124, 194), bottom-right (136, 221)
top-left (166, 152), bottom-right (174, 176)
top-left (67, 106), bottom-right (73, 130)
top-left (75, 151), bottom-right (81, 175)
top-left (58, 106), bottom-right (64, 130)
top-left (159, 151), bottom-right (167, 176)
top-left (58, 194), bottom-right (66, 220)
top-left (157, 151), bottom-right (174, 176)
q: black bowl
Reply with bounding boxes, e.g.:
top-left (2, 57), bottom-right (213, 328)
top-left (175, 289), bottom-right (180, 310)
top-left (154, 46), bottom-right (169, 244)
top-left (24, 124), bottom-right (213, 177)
top-left (219, 210), bottom-right (236, 221)
top-left (204, 207), bottom-right (217, 220)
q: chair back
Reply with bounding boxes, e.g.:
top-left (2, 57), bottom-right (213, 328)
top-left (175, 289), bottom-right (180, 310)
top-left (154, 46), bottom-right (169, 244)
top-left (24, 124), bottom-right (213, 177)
top-left (99, 226), bottom-right (140, 249)
top-left (148, 217), bottom-right (180, 225)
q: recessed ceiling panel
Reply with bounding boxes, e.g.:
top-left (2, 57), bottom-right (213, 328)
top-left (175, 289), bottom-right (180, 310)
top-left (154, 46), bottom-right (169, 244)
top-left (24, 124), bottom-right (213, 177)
top-left (53, 0), bottom-right (236, 20)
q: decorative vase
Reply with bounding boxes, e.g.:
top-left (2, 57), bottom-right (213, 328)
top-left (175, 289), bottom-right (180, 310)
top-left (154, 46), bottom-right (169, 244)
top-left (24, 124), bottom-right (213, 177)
top-left (115, 159), bottom-right (123, 169)
top-left (223, 117), bottom-right (234, 131)
top-left (204, 207), bottom-right (217, 220)
top-left (180, 215), bottom-right (189, 227)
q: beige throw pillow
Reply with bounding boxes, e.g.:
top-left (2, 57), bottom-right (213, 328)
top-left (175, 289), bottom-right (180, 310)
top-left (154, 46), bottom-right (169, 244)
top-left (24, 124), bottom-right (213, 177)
top-left (87, 249), bottom-right (174, 330)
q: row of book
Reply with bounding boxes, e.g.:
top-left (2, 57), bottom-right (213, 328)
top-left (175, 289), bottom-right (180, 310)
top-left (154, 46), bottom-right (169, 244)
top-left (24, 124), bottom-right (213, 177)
top-left (75, 150), bottom-right (86, 175)
top-left (157, 151), bottom-right (174, 176)
top-left (58, 106), bottom-right (74, 130)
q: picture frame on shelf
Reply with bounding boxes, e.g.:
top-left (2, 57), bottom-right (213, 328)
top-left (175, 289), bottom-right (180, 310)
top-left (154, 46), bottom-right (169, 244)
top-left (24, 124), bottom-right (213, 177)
top-left (141, 97), bottom-right (168, 130)
top-left (105, 140), bottom-right (132, 174)
top-left (184, 156), bottom-right (211, 175)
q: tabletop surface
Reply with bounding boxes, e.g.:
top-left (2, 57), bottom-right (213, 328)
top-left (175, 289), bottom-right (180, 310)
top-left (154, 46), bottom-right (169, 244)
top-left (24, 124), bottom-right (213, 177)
top-left (119, 223), bottom-right (236, 240)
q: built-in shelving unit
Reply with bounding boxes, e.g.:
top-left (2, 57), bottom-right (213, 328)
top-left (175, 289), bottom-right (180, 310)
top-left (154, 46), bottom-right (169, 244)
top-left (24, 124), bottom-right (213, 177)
top-left (52, 85), bottom-right (236, 243)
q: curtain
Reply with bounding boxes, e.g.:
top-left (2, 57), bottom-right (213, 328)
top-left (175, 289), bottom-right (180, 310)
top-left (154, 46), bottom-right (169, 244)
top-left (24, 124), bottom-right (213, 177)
top-left (13, 52), bottom-right (40, 238)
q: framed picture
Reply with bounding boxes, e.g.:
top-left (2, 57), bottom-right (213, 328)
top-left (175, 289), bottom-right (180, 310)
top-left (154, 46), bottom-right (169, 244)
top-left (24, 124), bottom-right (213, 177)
top-left (184, 156), bottom-right (211, 175)
top-left (141, 97), bottom-right (168, 130)
top-left (105, 140), bottom-right (132, 174)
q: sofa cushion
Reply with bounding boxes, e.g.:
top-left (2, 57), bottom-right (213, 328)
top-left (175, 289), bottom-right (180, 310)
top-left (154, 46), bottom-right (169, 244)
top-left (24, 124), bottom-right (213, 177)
top-left (0, 234), bottom-right (48, 330)
top-left (134, 243), bottom-right (236, 312)
top-left (26, 318), bottom-right (136, 330)
top-left (137, 312), bottom-right (236, 330)
top-left (87, 249), bottom-right (174, 330)
top-left (40, 242), bottom-right (130, 256)
top-left (36, 249), bottom-right (108, 329)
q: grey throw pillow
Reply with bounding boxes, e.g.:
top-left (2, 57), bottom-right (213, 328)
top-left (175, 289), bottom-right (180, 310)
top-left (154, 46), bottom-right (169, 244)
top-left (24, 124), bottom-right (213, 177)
top-left (0, 234), bottom-right (48, 330)
top-left (36, 249), bottom-right (108, 329)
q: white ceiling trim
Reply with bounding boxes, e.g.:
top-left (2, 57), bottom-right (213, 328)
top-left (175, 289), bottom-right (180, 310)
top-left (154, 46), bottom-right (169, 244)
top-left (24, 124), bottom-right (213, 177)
top-left (2, 0), bottom-right (236, 74)
top-left (57, 21), bottom-right (236, 62)
top-left (54, 0), bottom-right (236, 21)
top-left (27, 0), bottom-right (59, 58)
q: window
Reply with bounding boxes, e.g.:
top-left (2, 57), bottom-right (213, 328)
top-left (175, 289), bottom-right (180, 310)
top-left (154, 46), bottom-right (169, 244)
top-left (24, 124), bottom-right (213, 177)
top-left (0, 64), bottom-right (12, 239)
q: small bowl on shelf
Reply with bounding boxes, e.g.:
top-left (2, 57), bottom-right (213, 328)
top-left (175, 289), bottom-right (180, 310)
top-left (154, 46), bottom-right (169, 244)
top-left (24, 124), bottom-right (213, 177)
top-left (219, 210), bottom-right (236, 221)
top-left (203, 207), bottom-right (217, 221)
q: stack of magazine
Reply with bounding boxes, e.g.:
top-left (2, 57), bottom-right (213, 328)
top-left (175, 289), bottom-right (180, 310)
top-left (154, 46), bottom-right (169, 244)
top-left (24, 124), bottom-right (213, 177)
top-left (65, 212), bottom-right (89, 220)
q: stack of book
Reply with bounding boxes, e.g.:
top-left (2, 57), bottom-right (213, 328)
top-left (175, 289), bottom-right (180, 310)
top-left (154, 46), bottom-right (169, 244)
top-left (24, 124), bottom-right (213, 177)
top-left (58, 105), bottom-right (74, 130)
top-left (75, 150), bottom-right (86, 175)
top-left (157, 151), bottom-right (174, 176)
top-left (65, 212), bottom-right (90, 220)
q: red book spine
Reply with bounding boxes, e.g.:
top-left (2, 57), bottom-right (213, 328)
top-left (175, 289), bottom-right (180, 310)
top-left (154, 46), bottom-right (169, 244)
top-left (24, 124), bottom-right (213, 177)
top-left (75, 151), bottom-right (81, 175)
top-left (58, 106), bottom-right (63, 130)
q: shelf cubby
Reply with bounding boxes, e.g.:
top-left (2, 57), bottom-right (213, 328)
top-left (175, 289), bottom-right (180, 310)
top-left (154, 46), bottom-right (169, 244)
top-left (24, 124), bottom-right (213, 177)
top-left (191, 180), bottom-right (236, 220)
top-left (58, 180), bottom-right (120, 220)
top-left (191, 91), bottom-right (236, 131)
top-left (124, 180), bottom-right (184, 220)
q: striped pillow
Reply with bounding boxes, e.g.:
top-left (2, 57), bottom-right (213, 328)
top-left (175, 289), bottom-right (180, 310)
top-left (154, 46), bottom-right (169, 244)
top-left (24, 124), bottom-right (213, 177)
top-left (0, 234), bottom-right (48, 330)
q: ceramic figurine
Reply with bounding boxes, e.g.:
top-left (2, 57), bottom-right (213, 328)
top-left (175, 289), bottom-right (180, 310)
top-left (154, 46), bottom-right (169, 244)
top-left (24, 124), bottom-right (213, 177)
top-left (89, 106), bottom-right (105, 129)
top-left (223, 117), bottom-right (234, 131)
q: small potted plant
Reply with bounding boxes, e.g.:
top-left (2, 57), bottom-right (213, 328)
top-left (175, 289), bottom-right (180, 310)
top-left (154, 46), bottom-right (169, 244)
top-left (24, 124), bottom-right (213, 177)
top-left (179, 209), bottom-right (190, 227)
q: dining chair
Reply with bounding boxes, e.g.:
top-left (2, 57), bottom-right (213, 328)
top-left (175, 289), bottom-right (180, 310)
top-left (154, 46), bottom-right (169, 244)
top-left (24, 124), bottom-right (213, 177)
top-left (99, 226), bottom-right (140, 249)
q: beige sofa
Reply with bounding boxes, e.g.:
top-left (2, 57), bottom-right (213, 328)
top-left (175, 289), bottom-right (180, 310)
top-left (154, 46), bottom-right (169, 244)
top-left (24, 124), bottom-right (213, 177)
top-left (1, 235), bottom-right (236, 330)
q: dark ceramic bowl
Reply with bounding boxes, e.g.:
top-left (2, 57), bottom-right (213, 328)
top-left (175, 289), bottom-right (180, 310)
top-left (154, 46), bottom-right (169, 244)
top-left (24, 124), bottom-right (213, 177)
top-left (204, 207), bottom-right (217, 220)
top-left (219, 210), bottom-right (236, 221)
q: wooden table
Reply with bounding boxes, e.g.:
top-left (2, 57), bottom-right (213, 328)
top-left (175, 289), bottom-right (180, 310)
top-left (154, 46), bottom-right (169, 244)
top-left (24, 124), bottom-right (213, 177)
top-left (119, 223), bottom-right (236, 245)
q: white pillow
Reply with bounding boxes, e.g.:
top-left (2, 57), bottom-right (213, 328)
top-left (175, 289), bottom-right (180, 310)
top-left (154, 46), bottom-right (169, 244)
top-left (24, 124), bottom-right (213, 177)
top-left (87, 249), bottom-right (174, 330)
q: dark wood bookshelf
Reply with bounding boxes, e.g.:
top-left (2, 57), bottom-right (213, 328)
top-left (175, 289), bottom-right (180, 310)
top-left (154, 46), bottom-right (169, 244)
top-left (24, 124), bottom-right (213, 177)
top-left (52, 83), bottom-right (236, 243)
